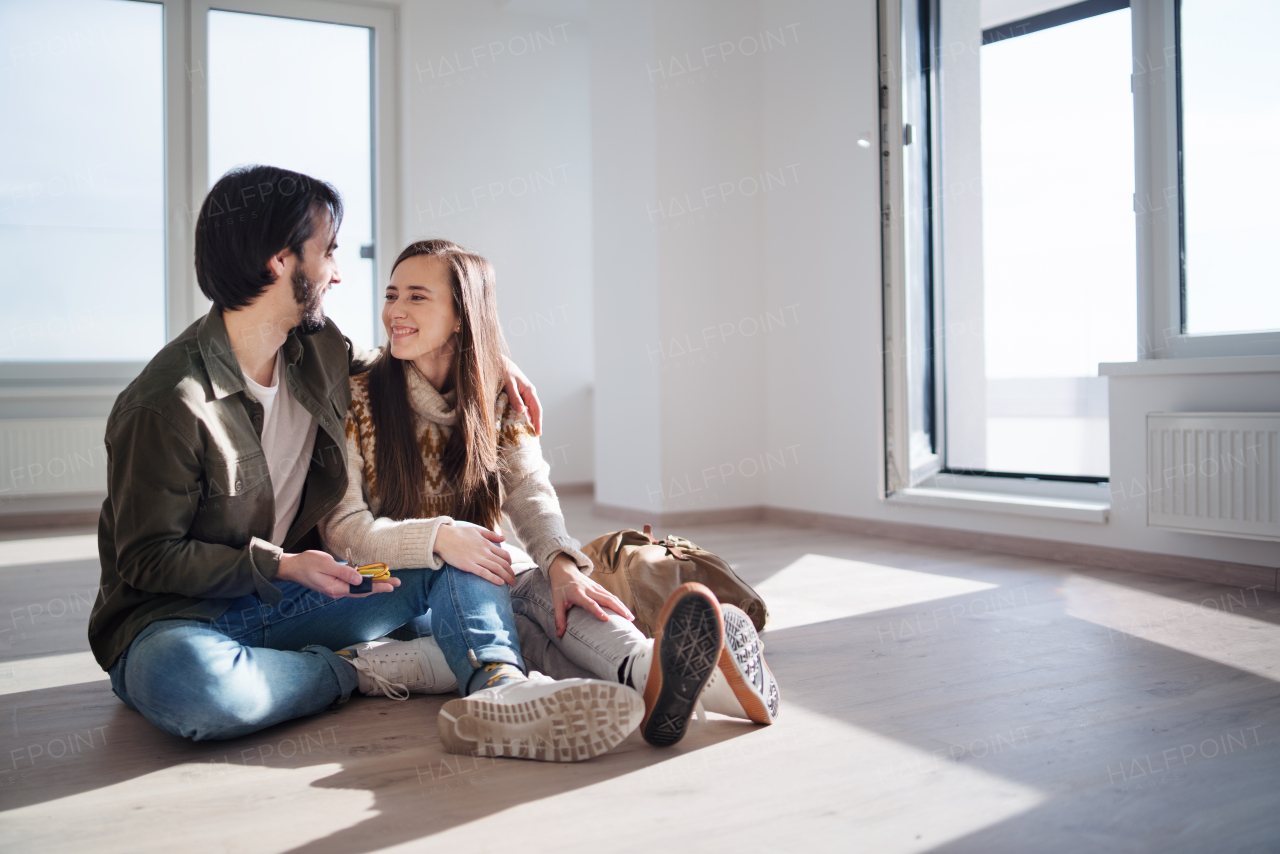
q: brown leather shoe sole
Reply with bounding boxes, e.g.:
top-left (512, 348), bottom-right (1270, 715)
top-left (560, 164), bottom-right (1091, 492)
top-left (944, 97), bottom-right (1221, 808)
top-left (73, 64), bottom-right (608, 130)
top-left (640, 582), bottom-right (724, 747)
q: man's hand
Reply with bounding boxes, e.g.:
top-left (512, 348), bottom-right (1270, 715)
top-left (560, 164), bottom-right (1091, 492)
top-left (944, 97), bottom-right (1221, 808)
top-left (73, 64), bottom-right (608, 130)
top-left (434, 524), bottom-right (515, 586)
top-left (548, 555), bottom-right (634, 638)
top-left (502, 355), bottom-right (542, 436)
top-left (277, 550), bottom-right (400, 598)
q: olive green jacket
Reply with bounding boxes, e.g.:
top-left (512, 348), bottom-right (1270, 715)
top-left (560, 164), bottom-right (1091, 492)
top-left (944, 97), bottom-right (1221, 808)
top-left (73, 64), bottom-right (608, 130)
top-left (88, 308), bottom-right (372, 669)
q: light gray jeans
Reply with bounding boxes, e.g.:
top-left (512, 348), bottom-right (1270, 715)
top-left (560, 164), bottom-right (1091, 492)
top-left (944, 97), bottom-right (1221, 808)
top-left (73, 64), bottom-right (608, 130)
top-left (509, 567), bottom-right (649, 683)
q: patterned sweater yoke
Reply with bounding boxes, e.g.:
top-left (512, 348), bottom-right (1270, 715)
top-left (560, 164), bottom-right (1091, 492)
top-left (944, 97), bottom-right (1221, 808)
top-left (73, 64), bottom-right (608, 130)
top-left (319, 361), bottom-right (590, 577)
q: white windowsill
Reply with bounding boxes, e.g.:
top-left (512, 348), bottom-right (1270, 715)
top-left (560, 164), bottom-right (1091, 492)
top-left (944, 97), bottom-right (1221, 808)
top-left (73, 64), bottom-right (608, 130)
top-left (0, 387), bottom-right (124, 401)
top-left (1099, 354), bottom-right (1280, 377)
top-left (887, 487), bottom-right (1110, 524)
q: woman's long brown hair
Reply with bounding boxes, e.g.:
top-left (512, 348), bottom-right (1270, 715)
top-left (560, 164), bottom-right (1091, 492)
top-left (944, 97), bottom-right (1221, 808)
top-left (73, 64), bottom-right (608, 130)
top-left (366, 239), bottom-right (509, 529)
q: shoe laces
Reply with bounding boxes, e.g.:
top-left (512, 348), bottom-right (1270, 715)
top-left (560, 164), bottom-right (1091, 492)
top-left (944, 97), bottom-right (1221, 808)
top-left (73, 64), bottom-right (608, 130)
top-left (350, 656), bottom-right (411, 701)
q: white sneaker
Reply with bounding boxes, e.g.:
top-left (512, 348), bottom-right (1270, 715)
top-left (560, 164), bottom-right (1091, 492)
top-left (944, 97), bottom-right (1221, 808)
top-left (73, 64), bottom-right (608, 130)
top-left (437, 673), bottom-right (643, 762)
top-left (699, 604), bottom-right (779, 724)
top-left (337, 636), bottom-right (459, 700)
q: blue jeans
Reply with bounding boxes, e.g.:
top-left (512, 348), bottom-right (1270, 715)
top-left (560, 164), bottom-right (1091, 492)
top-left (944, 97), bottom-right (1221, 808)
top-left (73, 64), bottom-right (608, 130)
top-left (108, 564), bottom-right (524, 741)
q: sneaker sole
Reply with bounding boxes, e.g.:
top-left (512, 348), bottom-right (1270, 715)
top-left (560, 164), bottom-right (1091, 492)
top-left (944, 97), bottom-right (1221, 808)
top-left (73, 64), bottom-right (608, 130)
top-left (719, 606), bottom-right (780, 725)
top-left (641, 583), bottom-right (724, 747)
top-left (437, 682), bottom-right (643, 762)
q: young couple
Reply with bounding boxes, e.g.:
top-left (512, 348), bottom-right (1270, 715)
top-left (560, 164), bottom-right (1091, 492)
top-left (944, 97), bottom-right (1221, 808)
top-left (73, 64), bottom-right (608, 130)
top-left (90, 164), bottom-right (779, 762)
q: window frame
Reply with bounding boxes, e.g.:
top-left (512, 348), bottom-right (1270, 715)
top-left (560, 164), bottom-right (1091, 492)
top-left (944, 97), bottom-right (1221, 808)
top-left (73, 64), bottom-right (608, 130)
top-left (0, 0), bottom-right (399, 396)
top-left (1134, 0), bottom-right (1280, 357)
top-left (879, 0), bottom-right (945, 496)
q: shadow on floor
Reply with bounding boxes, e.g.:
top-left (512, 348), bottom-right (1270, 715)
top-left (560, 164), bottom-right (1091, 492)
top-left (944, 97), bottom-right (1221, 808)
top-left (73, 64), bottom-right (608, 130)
top-left (1, 676), bottom-right (761, 853)
top-left (763, 565), bottom-right (1280, 854)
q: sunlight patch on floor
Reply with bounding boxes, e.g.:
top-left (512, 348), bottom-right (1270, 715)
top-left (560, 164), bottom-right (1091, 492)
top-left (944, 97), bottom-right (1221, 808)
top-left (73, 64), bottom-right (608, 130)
top-left (375, 704), bottom-right (1046, 854)
top-left (0, 534), bottom-right (98, 569)
top-left (1064, 573), bottom-right (1279, 681)
top-left (0, 651), bottom-right (108, 695)
top-left (0, 762), bottom-right (375, 851)
top-left (755, 553), bottom-right (999, 631)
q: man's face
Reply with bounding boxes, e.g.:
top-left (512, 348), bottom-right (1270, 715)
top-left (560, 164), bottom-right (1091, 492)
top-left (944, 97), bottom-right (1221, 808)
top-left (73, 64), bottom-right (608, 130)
top-left (291, 212), bottom-right (341, 335)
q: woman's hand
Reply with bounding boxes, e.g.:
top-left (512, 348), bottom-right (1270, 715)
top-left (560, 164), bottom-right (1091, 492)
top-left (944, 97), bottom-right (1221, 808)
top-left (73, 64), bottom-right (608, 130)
top-left (434, 524), bottom-right (515, 586)
top-left (501, 356), bottom-right (542, 436)
top-left (278, 550), bottom-right (400, 598)
top-left (547, 554), bottom-right (634, 638)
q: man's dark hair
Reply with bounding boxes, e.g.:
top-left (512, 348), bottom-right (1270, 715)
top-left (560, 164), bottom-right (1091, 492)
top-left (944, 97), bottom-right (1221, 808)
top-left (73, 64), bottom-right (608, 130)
top-left (194, 165), bottom-right (343, 311)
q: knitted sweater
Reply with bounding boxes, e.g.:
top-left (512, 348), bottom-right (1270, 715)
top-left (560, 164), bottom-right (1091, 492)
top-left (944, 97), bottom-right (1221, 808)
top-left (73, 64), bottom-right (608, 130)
top-left (319, 362), bottom-right (590, 578)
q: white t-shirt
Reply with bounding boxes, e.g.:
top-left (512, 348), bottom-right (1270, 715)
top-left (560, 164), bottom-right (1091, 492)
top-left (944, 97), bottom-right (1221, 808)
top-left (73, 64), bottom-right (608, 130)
top-left (243, 352), bottom-right (320, 546)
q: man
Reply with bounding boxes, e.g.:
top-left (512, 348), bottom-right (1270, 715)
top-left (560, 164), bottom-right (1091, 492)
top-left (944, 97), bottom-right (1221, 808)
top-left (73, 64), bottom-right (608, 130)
top-left (87, 165), bottom-right (630, 748)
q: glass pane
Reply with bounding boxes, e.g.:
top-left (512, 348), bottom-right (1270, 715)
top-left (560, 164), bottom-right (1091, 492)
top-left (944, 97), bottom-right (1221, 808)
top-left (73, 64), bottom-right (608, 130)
top-left (1180, 0), bottom-right (1280, 335)
top-left (902, 0), bottom-right (936, 477)
top-left (0, 0), bottom-right (165, 362)
top-left (945, 7), bottom-right (1135, 478)
top-left (207, 11), bottom-right (375, 349)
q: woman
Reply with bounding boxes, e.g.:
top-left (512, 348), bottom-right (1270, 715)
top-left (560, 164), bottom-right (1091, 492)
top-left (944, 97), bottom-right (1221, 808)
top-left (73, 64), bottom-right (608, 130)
top-left (321, 240), bottom-right (778, 760)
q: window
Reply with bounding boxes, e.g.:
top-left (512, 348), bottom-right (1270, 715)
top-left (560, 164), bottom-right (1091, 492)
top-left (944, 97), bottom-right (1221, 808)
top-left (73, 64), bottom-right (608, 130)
top-left (0, 0), bottom-right (165, 362)
top-left (206, 9), bottom-right (378, 349)
top-left (951, 1), bottom-right (1135, 479)
top-left (1133, 0), bottom-right (1280, 357)
top-left (0, 0), bottom-right (397, 384)
top-left (883, 0), bottom-right (1135, 490)
top-left (1179, 0), bottom-right (1280, 336)
top-left (884, 0), bottom-right (1280, 505)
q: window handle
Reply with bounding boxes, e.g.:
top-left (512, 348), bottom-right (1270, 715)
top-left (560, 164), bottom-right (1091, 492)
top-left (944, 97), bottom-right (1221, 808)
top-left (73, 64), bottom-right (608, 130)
top-left (903, 123), bottom-right (914, 146)
top-left (360, 244), bottom-right (375, 259)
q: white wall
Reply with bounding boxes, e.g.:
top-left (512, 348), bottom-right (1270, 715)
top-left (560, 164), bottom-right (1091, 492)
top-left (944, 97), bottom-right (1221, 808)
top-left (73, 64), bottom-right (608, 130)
top-left (759, 0), bottom-right (878, 516)
top-left (588, 0), bottom-right (662, 509)
top-left (652, 0), bottom-right (769, 515)
top-left (400, 0), bottom-right (594, 484)
top-left (590, 0), bottom-right (772, 515)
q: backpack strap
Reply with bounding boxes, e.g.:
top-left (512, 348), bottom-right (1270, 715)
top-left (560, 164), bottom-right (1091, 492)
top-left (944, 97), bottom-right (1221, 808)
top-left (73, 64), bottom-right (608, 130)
top-left (641, 524), bottom-right (691, 559)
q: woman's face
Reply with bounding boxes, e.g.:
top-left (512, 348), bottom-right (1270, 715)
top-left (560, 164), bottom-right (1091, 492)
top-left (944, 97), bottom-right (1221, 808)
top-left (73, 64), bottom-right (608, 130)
top-left (383, 254), bottom-right (460, 364)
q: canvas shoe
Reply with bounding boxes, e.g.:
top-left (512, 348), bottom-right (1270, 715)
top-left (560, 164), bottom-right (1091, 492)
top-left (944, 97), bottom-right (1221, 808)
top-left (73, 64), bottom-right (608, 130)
top-left (336, 636), bottom-right (458, 700)
top-left (437, 673), bottom-right (643, 762)
top-left (699, 604), bottom-right (779, 724)
top-left (630, 582), bottom-right (724, 747)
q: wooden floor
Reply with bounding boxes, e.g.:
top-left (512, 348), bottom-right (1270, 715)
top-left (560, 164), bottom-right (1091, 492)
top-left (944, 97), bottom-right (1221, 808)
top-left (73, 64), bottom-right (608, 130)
top-left (1, 495), bottom-right (1278, 853)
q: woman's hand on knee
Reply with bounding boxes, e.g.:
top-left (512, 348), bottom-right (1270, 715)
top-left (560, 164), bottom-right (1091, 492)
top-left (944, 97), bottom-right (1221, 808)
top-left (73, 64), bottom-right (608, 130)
top-left (547, 555), bottom-right (634, 638)
top-left (278, 550), bottom-right (400, 598)
top-left (434, 524), bottom-right (515, 586)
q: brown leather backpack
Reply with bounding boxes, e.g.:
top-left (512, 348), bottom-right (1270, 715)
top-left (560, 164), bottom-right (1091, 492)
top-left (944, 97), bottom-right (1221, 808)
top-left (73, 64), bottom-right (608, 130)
top-left (581, 525), bottom-right (768, 638)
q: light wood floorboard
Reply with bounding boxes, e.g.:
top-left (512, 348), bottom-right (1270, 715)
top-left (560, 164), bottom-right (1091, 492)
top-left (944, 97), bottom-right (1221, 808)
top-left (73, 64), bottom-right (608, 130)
top-left (1, 495), bottom-right (1277, 853)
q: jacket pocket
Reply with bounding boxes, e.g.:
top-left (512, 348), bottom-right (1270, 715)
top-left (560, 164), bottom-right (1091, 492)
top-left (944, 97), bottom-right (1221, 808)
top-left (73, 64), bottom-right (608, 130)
top-left (205, 452), bottom-right (271, 499)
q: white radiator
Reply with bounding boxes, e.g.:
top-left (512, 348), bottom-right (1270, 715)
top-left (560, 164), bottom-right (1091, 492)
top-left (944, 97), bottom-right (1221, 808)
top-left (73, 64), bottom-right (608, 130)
top-left (1147, 413), bottom-right (1279, 541)
top-left (0, 417), bottom-right (109, 498)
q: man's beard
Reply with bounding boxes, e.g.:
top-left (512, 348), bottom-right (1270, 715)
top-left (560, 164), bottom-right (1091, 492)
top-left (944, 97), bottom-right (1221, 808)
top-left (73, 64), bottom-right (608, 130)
top-left (291, 267), bottom-right (327, 335)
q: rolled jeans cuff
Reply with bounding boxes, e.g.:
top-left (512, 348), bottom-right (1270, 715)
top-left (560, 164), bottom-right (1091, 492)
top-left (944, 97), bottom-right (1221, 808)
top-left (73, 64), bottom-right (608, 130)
top-left (306, 645), bottom-right (360, 706)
